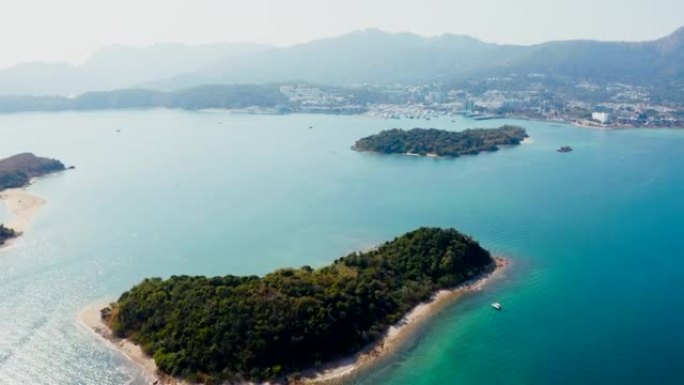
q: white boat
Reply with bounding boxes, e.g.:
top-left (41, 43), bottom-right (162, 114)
top-left (491, 302), bottom-right (502, 310)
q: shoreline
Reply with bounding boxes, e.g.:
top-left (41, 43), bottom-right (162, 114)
top-left (78, 257), bottom-right (507, 385)
top-left (356, 147), bottom-right (523, 159)
top-left (0, 187), bottom-right (46, 246)
top-left (78, 301), bottom-right (189, 385)
top-left (299, 256), bottom-right (507, 385)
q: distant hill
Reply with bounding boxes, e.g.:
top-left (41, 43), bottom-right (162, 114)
top-left (1, 28), bottom-right (682, 96)
top-left (81, 42), bottom-right (272, 90)
top-left (0, 43), bottom-right (271, 96)
top-left (153, 27), bottom-right (684, 88)
top-left (0, 62), bottom-right (98, 97)
top-left (0, 84), bottom-right (289, 113)
top-left (151, 29), bottom-right (505, 87)
top-left (490, 27), bottom-right (684, 84)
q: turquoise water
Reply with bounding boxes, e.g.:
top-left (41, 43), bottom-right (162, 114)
top-left (0, 110), bottom-right (682, 385)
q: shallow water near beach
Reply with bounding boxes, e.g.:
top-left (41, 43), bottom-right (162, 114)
top-left (0, 110), bottom-right (683, 385)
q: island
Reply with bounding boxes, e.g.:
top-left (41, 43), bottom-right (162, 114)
top-left (0, 152), bottom-right (66, 191)
top-left (89, 228), bottom-right (504, 384)
top-left (352, 125), bottom-right (528, 157)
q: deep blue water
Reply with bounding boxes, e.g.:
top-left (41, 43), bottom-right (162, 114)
top-left (0, 110), bottom-right (682, 384)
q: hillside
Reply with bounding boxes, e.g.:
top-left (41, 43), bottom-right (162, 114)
top-left (154, 27), bottom-right (684, 88)
top-left (492, 27), bottom-right (684, 84)
top-left (0, 42), bottom-right (271, 96)
top-left (2, 28), bottom-right (683, 96)
top-left (102, 227), bottom-right (494, 383)
top-left (0, 153), bottom-right (66, 190)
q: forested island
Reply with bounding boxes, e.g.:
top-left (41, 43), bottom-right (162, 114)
top-left (352, 125), bottom-right (528, 157)
top-left (100, 227), bottom-right (495, 384)
top-left (0, 153), bottom-right (66, 191)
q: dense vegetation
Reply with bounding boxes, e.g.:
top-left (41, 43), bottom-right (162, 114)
top-left (0, 224), bottom-right (17, 245)
top-left (0, 153), bottom-right (66, 191)
top-left (104, 227), bottom-right (494, 383)
top-left (353, 125), bottom-right (528, 157)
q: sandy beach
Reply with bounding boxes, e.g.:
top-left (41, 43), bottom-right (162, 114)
top-left (79, 257), bottom-right (507, 385)
top-left (300, 257), bottom-right (508, 385)
top-left (0, 188), bottom-right (46, 235)
top-left (78, 301), bottom-right (189, 385)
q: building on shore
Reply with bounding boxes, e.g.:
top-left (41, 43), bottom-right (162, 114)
top-left (591, 111), bottom-right (612, 124)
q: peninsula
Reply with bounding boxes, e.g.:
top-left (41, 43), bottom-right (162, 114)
top-left (0, 153), bottom-right (66, 240)
top-left (0, 152), bottom-right (66, 191)
top-left (90, 228), bottom-right (502, 384)
top-left (352, 125), bottom-right (528, 157)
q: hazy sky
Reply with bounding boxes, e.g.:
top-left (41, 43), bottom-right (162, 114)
top-left (0, 0), bottom-right (682, 68)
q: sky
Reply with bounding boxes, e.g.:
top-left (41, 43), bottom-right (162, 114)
top-left (0, 0), bottom-right (682, 68)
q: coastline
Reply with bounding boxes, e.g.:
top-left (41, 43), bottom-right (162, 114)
top-left (78, 257), bottom-right (507, 385)
top-left (299, 256), bottom-right (507, 385)
top-left (78, 302), bottom-right (189, 385)
top-left (0, 188), bottom-right (46, 245)
top-left (571, 120), bottom-right (613, 130)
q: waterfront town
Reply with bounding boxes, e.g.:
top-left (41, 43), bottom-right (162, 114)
top-left (279, 77), bottom-right (684, 128)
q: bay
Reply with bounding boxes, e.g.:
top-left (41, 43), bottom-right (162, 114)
top-left (0, 109), bottom-right (682, 384)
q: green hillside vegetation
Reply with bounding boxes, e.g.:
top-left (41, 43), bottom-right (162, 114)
top-left (0, 153), bottom-right (66, 191)
top-left (353, 125), bottom-right (527, 157)
top-left (0, 225), bottom-right (18, 245)
top-left (102, 227), bottom-right (494, 383)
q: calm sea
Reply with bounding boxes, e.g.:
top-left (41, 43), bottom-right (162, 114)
top-left (0, 110), bottom-right (682, 385)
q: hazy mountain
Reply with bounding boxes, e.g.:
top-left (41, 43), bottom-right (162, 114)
top-left (81, 42), bottom-right (271, 88)
top-left (0, 42), bottom-right (271, 96)
top-left (1, 28), bottom-right (682, 97)
top-left (151, 27), bottom-right (684, 88)
top-left (490, 27), bottom-right (684, 83)
top-left (0, 62), bottom-right (99, 96)
top-left (151, 29), bottom-right (505, 87)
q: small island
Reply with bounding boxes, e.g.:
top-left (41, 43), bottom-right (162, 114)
top-left (352, 125), bottom-right (528, 157)
top-left (91, 228), bottom-right (503, 384)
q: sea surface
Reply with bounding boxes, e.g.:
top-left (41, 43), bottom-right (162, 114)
top-left (0, 109), bottom-right (683, 385)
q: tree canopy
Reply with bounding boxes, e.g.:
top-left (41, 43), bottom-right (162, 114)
top-left (104, 227), bottom-right (494, 383)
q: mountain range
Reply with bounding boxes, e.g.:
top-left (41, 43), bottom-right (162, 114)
top-left (0, 42), bottom-right (270, 96)
top-left (0, 27), bottom-right (682, 96)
